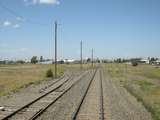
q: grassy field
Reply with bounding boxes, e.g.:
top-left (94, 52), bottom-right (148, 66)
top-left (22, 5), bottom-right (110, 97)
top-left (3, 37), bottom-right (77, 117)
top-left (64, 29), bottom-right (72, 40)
top-left (0, 63), bottom-right (94, 97)
top-left (0, 64), bottom-right (64, 97)
top-left (104, 63), bottom-right (160, 120)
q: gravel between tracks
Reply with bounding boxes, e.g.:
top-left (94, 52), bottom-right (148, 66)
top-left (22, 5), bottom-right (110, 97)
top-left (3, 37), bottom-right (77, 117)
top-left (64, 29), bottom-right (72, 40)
top-left (36, 70), bottom-right (94, 120)
top-left (75, 69), bottom-right (100, 120)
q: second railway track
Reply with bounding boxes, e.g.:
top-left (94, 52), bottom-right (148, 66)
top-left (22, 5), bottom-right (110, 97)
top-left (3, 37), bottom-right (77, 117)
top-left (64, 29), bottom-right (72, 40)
top-left (72, 68), bottom-right (105, 120)
top-left (1, 70), bottom-right (91, 120)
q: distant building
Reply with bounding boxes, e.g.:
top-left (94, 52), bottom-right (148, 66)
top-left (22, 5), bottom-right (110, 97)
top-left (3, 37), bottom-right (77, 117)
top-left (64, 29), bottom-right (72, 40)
top-left (155, 59), bottom-right (160, 65)
top-left (140, 59), bottom-right (150, 64)
top-left (64, 59), bottom-right (75, 64)
top-left (24, 59), bottom-right (30, 63)
top-left (0, 60), bottom-right (16, 64)
top-left (39, 59), bottom-right (53, 64)
top-left (0, 60), bottom-right (5, 64)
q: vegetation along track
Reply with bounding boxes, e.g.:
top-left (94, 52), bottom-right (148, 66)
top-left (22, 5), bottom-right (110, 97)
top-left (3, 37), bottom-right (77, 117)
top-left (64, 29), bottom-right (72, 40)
top-left (72, 67), bottom-right (104, 120)
top-left (1, 70), bottom-right (89, 120)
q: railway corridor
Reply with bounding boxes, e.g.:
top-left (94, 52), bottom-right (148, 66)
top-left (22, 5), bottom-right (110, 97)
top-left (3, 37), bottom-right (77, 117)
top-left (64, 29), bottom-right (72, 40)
top-left (0, 68), bottom-right (153, 120)
top-left (73, 67), bottom-right (152, 120)
top-left (76, 69), bottom-right (105, 120)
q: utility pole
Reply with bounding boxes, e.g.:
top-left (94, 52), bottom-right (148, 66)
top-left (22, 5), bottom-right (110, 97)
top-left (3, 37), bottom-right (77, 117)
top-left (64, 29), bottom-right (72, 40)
top-left (92, 48), bottom-right (94, 68)
top-left (80, 41), bottom-right (83, 70)
top-left (54, 21), bottom-right (57, 78)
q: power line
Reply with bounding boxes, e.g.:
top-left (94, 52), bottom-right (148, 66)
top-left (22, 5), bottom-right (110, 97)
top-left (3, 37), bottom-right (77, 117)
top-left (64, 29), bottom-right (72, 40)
top-left (0, 1), bottom-right (50, 27)
top-left (0, 2), bottom-right (23, 18)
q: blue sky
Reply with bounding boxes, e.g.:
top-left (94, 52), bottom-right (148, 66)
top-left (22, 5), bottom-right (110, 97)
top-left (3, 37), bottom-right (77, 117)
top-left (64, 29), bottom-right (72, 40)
top-left (0, 0), bottom-right (160, 60)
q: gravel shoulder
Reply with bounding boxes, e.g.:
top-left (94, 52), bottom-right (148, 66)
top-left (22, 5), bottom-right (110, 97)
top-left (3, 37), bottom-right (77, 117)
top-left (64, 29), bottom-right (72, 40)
top-left (102, 69), bottom-right (153, 120)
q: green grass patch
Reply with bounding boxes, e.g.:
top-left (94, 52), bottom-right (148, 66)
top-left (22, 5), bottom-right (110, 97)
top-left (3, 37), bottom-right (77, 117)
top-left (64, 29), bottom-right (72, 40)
top-left (143, 69), bottom-right (160, 80)
top-left (133, 80), bottom-right (154, 91)
top-left (124, 85), bottom-right (160, 120)
top-left (103, 63), bottom-right (160, 120)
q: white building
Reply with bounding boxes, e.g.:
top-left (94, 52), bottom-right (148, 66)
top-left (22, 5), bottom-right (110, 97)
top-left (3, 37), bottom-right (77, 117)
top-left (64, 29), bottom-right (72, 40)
top-left (155, 60), bottom-right (160, 65)
top-left (39, 61), bottom-right (53, 64)
top-left (64, 59), bottom-right (75, 64)
top-left (140, 58), bottom-right (150, 64)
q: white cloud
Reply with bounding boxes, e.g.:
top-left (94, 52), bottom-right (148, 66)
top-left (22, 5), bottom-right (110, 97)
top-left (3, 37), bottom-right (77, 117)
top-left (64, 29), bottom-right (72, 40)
top-left (16, 17), bottom-right (24, 21)
top-left (13, 24), bottom-right (20, 28)
top-left (1, 20), bottom-right (20, 28)
top-left (39, 0), bottom-right (60, 5)
top-left (3, 20), bottom-right (12, 27)
top-left (25, 0), bottom-right (60, 5)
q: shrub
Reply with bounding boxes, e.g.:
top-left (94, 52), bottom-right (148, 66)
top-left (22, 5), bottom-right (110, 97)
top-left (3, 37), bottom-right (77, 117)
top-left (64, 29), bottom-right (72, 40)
top-left (46, 69), bottom-right (53, 78)
top-left (132, 61), bottom-right (138, 66)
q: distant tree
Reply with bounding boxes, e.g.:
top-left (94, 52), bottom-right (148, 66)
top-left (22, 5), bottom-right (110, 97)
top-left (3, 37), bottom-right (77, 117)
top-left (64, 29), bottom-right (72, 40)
top-left (16, 60), bottom-right (25, 64)
top-left (118, 58), bottom-right (122, 63)
top-left (31, 56), bottom-right (38, 64)
top-left (96, 58), bottom-right (100, 63)
top-left (150, 57), bottom-right (158, 62)
top-left (0, 61), bottom-right (5, 64)
top-left (58, 60), bottom-right (64, 64)
top-left (114, 58), bottom-right (122, 63)
top-left (40, 56), bottom-right (43, 62)
top-left (102, 60), bottom-right (108, 63)
top-left (122, 59), bottom-right (127, 63)
top-left (87, 58), bottom-right (91, 63)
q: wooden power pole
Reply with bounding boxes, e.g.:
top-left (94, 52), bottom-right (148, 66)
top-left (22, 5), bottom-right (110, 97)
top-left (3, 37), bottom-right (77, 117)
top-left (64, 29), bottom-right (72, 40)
top-left (80, 41), bottom-right (83, 70)
top-left (55, 21), bottom-right (57, 78)
top-left (92, 48), bottom-right (93, 68)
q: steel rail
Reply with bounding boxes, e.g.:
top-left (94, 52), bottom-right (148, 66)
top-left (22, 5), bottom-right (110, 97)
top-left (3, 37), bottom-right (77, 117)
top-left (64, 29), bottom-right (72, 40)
top-left (28, 70), bottom-right (91, 120)
top-left (72, 68), bottom-right (98, 120)
top-left (1, 75), bottom-right (72, 120)
top-left (39, 74), bottom-right (66, 92)
top-left (99, 69), bottom-right (104, 120)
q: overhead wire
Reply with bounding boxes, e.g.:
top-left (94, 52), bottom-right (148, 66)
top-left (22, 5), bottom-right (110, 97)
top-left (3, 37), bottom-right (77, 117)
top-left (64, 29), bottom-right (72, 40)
top-left (0, 1), bottom-right (50, 27)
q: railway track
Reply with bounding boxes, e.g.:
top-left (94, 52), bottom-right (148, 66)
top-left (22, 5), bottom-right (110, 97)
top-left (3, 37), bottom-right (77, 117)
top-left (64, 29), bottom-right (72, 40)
top-left (38, 71), bottom-right (77, 93)
top-left (72, 68), bottom-right (104, 120)
top-left (38, 73), bottom-right (66, 93)
top-left (99, 69), bottom-right (104, 120)
top-left (1, 70), bottom-right (91, 120)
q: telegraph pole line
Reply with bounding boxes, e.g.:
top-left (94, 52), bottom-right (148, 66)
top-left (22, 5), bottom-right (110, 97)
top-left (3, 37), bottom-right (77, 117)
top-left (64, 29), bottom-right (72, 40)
top-left (92, 48), bottom-right (94, 68)
top-left (80, 41), bottom-right (83, 70)
top-left (54, 21), bottom-right (57, 78)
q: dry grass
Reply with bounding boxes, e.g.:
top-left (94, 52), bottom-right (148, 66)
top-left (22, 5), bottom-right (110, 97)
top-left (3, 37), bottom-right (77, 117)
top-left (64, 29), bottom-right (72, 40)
top-left (104, 63), bottom-right (160, 120)
top-left (0, 63), bottom-right (94, 97)
top-left (0, 64), bottom-right (64, 96)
